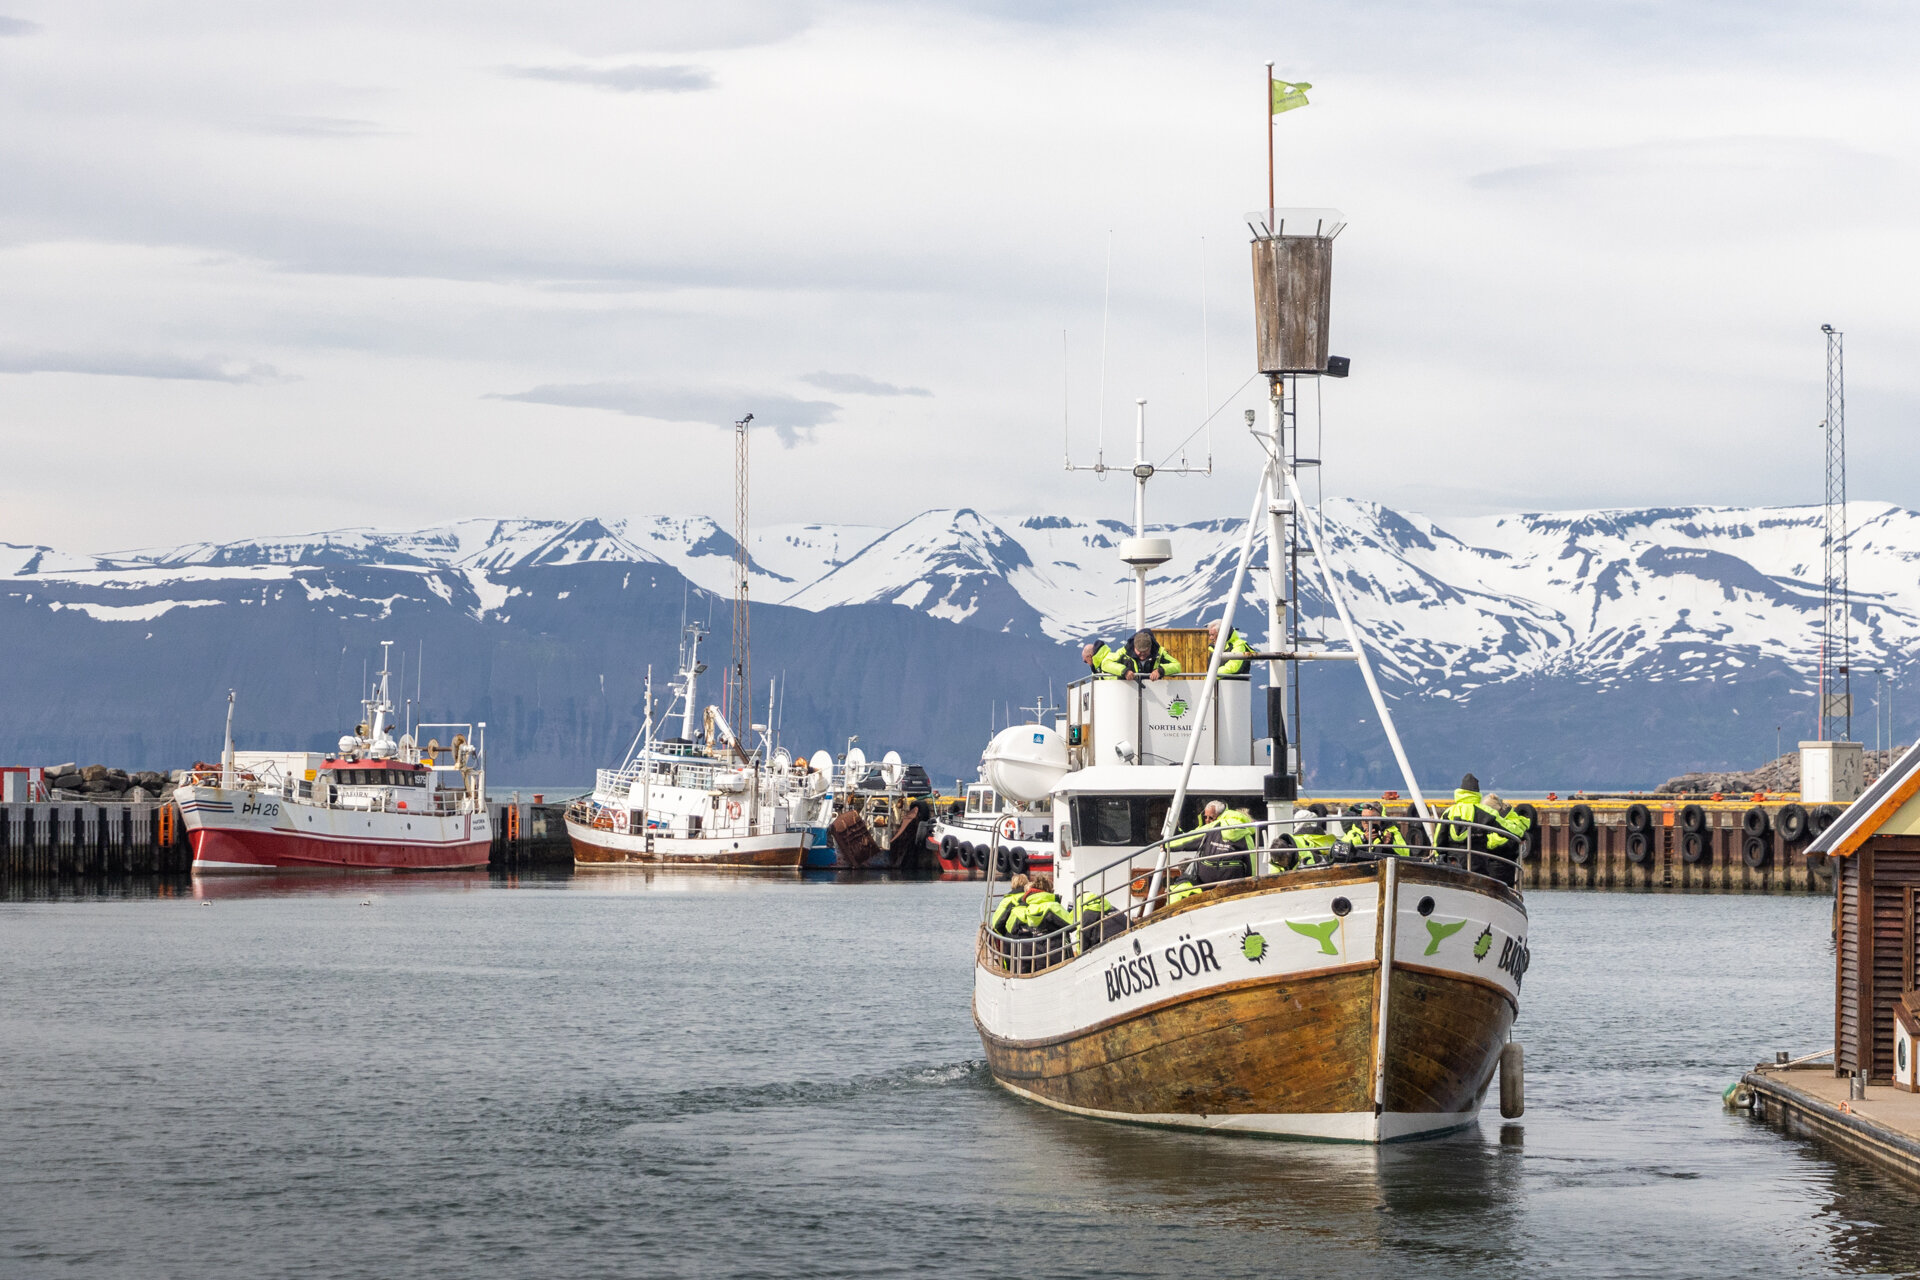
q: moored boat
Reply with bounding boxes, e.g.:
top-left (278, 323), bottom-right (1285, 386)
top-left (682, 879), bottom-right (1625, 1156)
top-left (179, 643), bottom-right (491, 873)
top-left (930, 777), bottom-right (1056, 876)
top-left (564, 624), bottom-right (808, 869)
top-left (971, 198), bottom-right (1531, 1143)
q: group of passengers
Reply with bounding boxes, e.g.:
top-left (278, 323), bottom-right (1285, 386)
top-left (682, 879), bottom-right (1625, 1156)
top-left (988, 872), bottom-right (1125, 972)
top-left (986, 778), bottom-right (1529, 972)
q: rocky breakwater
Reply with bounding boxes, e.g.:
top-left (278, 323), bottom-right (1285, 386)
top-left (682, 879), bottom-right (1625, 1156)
top-left (41, 763), bottom-right (178, 804)
top-left (1657, 747), bottom-right (1908, 797)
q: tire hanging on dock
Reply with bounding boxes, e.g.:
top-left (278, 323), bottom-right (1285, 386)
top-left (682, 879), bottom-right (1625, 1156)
top-left (1625, 802), bottom-right (1652, 833)
top-left (1742, 805), bottom-right (1771, 839)
top-left (1513, 803), bottom-right (1539, 860)
top-left (1569, 803), bottom-right (1595, 837)
top-left (1742, 834), bottom-right (1772, 869)
top-left (1681, 831), bottom-right (1711, 865)
top-left (1679, 804), bottom-right (1707, 836)
top-left (1777, 803), bottom-right (1809, 843)
top-left (1569, 832), bottom-right (1595, 866)
top-left (1626, 830), bottom-right (1654, 865)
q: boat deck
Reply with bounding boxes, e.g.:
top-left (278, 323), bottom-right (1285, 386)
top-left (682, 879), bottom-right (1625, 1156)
top-left (1743, 1063), bottom-right (1920, 1183)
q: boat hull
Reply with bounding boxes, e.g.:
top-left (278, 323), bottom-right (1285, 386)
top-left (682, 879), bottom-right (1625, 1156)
top-left (566, 818), bottom-right (807, 868)
top-left (930, 818), bottom-right (1055, 874)
top-left (973, 861), bottom-right (1525, 1143)
top-left (180, 787), bottom-right (490, 873)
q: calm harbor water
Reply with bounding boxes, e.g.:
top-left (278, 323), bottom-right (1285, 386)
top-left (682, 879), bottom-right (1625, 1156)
top-left (3, 873), bottom-right (1916, 1279)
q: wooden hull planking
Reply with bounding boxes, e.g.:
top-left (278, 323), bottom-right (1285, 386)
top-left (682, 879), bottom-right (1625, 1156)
top-left (975, 863), bottom-right (1521, 1142)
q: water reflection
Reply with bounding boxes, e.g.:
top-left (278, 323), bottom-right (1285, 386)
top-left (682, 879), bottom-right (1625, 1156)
top-left (0, 873), bottom-right (194, 902)
top-left (999, 1097), bottom-right (1524, 1264)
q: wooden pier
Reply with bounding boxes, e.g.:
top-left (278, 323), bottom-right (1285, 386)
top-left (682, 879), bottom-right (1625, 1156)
top-left (0, 801), bottom-right (188, 877)
top-left (1728, 742), bottom-right (1920, 1185)
top-left (0, 799), bottom-right (577, 881)
top-left (1743, 1064), bottom-right (1920, 1184)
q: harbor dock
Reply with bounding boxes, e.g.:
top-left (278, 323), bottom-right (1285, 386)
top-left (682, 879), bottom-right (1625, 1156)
top-left (1742, 1064), bottom-right (1920, 1184)
top-left (0, 799), bottom-right (576, 881)
top-left (3, 792), bottom-right (1844, 889)
top-left (1514, 797), bottom-right (1832, 893)
top-left (1729, 741), bottom-right (1920, 1185)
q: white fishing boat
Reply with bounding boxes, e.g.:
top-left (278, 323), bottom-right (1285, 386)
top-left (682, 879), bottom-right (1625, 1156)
top-left (971, 203), bottom-right (1530, 1143)
top-left (565, 624), bottom-right (809, 868)
top-left (178, 642), bottom-right (491, 873)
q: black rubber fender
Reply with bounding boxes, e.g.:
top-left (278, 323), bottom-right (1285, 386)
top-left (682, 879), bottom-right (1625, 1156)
top-left (1569, 831), bottom-right (1595, 866)
top-left (1681, 831), bottom-right (1711, 865)
top-left (1679, 804), bottom-right (1707, 835)
top-left (1742, 805), bottom-right (1771, 838)
top-left (1777, 803), bottom-right (1809, 843)
top-left (1009, 847), bottom-right (1029, 875)
top-left (1625, 802), bottom-right (1652, 833)
top-left (1743, 834), bottom-right (1772, 868)
top-left (1569, 803), bottom-right (1595, 836)
top-left (1626, 830), bottom-right (1654, 865)
top-left (1513, 803), bottom-right (1539, 860)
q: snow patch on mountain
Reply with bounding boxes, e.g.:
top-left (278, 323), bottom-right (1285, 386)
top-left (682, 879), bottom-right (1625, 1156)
top-left (5, 500), bottom-right (1914, 706)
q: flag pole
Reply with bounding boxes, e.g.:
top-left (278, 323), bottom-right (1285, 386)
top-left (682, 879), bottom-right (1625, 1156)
top-left (1265, 60), bottom-right (1275, 217)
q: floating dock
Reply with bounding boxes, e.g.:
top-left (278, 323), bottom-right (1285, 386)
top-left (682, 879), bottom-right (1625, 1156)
top-left (1742, 1064), bottom-right (1920, 1184)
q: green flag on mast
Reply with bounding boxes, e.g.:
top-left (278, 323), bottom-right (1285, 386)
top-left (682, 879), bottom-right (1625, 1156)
top-left (1271, 79), bottom-right (1311, 115)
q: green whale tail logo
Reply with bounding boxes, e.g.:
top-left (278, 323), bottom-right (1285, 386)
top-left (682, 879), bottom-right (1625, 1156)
top-left (1424, 919), bottom-right (1468, 956)
top-left (1286, 918), bottom-right (1341, 956)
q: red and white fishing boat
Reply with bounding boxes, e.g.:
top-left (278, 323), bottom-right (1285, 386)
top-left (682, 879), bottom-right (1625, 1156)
top-left (178, 643), bottom-right (491, 873)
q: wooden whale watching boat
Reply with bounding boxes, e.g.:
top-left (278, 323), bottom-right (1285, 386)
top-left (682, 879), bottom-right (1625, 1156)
top-left (969, 205), bottom-right (1531, 1142)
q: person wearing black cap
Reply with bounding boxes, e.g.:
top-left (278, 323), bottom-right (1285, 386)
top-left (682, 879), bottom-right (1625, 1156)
top-left (1435, 773), bottom-right (1529, 884)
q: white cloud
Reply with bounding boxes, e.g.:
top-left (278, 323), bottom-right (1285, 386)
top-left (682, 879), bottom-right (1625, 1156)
top-left (0, 0), bottom-right (1914, 551)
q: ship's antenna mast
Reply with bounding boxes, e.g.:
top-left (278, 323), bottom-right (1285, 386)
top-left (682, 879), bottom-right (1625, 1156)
top-left (1820, 325), bottom-right (1852, 742)
top-left (732, 413), bottom-right (753, 729)
top-left (1068, 399), bottom-right (1208, 630)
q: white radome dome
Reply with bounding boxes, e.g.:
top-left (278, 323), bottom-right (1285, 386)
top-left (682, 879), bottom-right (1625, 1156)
top-left (982, 723), bottom-right (1070, 805)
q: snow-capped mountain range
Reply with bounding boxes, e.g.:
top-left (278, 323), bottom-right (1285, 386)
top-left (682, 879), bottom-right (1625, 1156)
top-left (2, 501), bottom-right (1911, 786)
top-left (7, 500), bottom-right (1912, 693)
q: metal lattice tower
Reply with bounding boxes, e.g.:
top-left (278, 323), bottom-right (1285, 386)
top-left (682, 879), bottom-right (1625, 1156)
top-left (731, 413), bottom-right (753, 727)
top-left (1820, 326), bottom-right (1851, 741)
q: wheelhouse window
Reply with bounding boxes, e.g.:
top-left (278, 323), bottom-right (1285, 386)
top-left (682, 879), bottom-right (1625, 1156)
top-left (1070, 795), bottom-right (1262, 847)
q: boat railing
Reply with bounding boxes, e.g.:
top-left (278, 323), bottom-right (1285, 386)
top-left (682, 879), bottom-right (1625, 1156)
top-left (596, 760), bottom-right (742, 798)
top-left (980, 814), bottom-right (1526, 977)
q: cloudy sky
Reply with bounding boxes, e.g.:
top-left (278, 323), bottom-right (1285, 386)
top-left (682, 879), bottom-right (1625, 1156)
top-left (0, 0), bottom-right (1915, 552)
